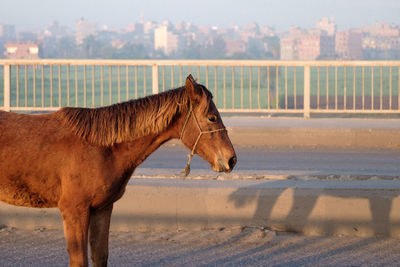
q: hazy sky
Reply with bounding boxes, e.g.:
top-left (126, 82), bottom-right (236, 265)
top-left (1, 0), bottom-right (400, 31)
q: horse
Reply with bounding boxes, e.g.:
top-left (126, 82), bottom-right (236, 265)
top-left (0, 74), bottom-right (237, 267)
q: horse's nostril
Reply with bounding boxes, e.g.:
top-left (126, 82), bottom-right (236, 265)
top-left (228, 155), bottom-right (237, 170)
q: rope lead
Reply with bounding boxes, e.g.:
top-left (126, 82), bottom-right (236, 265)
top-left (181, 154), bottom-right (193, 176)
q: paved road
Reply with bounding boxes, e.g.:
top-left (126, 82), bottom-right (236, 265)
top-left (134, 116), bottom-right (400, 179)
top-left (1, 228), bottom-right (400, 267)
top-left (134, 144), bottom-right (400, 179)
top-left (222, 116), bottom-right (400, 129)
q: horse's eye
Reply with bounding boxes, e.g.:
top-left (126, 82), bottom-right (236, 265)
top-left (208, 115), bottom-right (217, 123)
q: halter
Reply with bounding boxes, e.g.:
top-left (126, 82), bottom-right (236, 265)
top-left (180, 103), bottom-right (226, 176)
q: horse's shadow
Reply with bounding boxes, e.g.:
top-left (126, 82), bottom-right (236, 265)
top-left (228, 179), bottom-right (400, 237)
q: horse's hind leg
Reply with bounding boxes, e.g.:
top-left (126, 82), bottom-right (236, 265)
top-left (59, 201), bottom-right (90, 267)
top-left (89, 204), bottom-right (113, 267)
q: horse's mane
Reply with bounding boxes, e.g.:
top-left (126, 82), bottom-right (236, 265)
top-left (57, 87), bottom-right (190, 146)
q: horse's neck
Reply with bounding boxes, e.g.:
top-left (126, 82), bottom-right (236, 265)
top-left (111, 118), bottom-right (180, 175)
top-left (58, 88), bottom-right (188, 147)
top-left (108, 98), bottom-right (188, 178)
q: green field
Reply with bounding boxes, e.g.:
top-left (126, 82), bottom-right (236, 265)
top-left (1, 65), bottom-right (399, 110)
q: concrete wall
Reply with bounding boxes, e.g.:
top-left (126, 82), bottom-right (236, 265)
top-left (2, 180), bottom-right (400, 237)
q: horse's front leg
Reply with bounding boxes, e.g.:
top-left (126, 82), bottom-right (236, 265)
top-left (89, 204), bottom-right (113, 267)
top-left (59, 200), bottom-right (90, 267)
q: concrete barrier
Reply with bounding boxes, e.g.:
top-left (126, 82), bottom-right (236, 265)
top-left (224, 117), bottom-right (400, 150)
top-left (229, 127), bottom-right (400, 150)
top-left (2, 178), bottom-right (400, 237)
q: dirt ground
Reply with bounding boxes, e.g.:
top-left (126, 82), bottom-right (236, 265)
top-left (1, 226), bottom-right (400, 266)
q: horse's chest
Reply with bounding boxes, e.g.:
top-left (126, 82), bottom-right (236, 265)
top-left (91, 172), bottom-right (132, 209)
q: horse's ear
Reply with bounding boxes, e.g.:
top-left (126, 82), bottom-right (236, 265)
top-left (185, 74), bottom-right (203, 103)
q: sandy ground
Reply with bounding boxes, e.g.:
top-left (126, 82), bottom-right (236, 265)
top-left (1, 226), bottom-right (400, 267)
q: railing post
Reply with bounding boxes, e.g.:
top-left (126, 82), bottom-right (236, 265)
top-left (303, 64), bottom-right (310, 118)
top-left (152, 64), bottom-right (159, 95)
top-left (3, 64), bottom-right (10, 112)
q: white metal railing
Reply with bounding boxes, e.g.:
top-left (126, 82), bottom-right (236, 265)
top-left (1, 59), bottom-right (400, 117)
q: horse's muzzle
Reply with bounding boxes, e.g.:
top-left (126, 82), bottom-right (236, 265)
top-left (228, 155), bottom-right (237, 171)
top-left (215, 155), bottom-right (237, 173)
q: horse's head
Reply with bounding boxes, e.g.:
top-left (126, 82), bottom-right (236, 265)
top-left (179, 75), bottom-right (237, 175)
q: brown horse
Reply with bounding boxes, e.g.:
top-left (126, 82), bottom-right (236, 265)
top-left (0, 75), bottom-right (236, 267)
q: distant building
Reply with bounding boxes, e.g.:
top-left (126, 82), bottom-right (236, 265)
top-left (297, 34), bottom-right (334, 60)
top-left (154, 25), bottom-right (178, 55)
top-left (4, 43), bottom-right (39, 59)
top-left (259, 26), bottom-right (276, 37)
top-left (363, 36), bottom-right (400, 60)
top-left (111, 39), bottom-right (126, 49)
top-left (263, 36), bottom-right (281, 59)
top-left (316, 17), bottom-right (336, 36)
top-left (280, 37), bottom-right (298, 60)
top-left (18, 31), bottom-right (38, 43)
top-left (363, 36), bottom-right (400, 50)
top-left (197, 26), bottom-right (211, 36)
top-left (143, 21), bottom-right (155, 34)
top-left (362, 22), bottom-right (399, 38)
top-left (280, 27), bottom-right (305, 60)
top-left (280, 33), bottom-right (335, 60)
top-left (0, 24), bottom-right (16, 41)
top-left (298, 34), bottom-right (318, 60)
top-left (224, 39), bottom-right (246, 56)
top-left (335, 30), bottom-right (363, 60)
top-left (178, 32), bottom-right (196, 51)
top-left (44, 21), bottom-right (68, 38)
top-left (76, 18), bottom-right (97, 45)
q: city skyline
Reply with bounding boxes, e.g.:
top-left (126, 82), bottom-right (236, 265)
top-left (2, 16), bottom-right (400, 60)
top-left (1, 0), bottom-right (400, 31)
